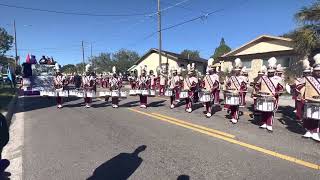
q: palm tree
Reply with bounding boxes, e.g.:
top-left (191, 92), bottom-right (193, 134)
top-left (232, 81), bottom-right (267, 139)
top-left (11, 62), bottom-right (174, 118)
top-left (290, 1), bottom-right (320, 56)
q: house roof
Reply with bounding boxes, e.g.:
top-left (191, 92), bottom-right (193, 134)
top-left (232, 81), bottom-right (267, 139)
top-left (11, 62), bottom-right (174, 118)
top-left (221, 35), bottom-right (293, 58)
top-left (134, 48), bottom-right (207, 65)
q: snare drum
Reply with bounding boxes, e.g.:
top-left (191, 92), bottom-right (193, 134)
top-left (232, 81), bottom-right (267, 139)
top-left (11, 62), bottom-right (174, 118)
top-left (135, 89), bottom-right (142, 95)
top-left (304, 102), bottom-right (320, 120)
top-left (40, 90), bottom-right (48, 96)
top-left (180, 91), bottom-right (189, 99)
top-left (149, 90), bottom-right (156, 96)
top-left (69, 90), bottom-right (79, 97)
top-left (141, 90), bottom-right (149, 96)
top-left (86, 91), bottom-right (96, 98)
top-left (58, 91), bottom-right (69, 97)
top-left (199, 91), bottom-right (212, 102)
top-left (76, 91), bottom-right (84, 98)
top-left (47, 90), bottom-right (57, 97)
top-left (97, 91), bottom-right (106, 97)
top-left (120, 91), bottom-right (127, 98)
top-left (255, 95), bottom-right (274, 112)
top-left (225, 93), bottom-right (240, 106)
top-left (111, 90), bottom-right (120, 97)
top-left (165, 89), bottom-right (173, 97)
top-left (129, 90), bottom-right (136, 96)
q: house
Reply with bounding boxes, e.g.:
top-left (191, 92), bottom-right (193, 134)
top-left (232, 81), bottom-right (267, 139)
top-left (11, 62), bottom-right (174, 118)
top-left (218, 35), bottom-right (303, 81)
top-left (128, 48), bottom-right (207, 76)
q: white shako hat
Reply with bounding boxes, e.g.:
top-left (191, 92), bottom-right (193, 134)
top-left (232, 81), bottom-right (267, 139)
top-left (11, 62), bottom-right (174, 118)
top-left (54, 63), bottom-right (60, 72)
top-left (140, 65), bottom-right (147, 74)
top-left (187, 63), bottom-right (195, 74)
top-left (85, 64), bottom-right (92, 73)
top-left (258, 65), bottom-right (267, 75)
top-left (234, 58), bottom-right (242, 71)
top-left (112, 66), bottom-right (116, 75)
top-left (302, 58), bottom-right (312, 73)
top-left (267, 57), bottom-right (277, 72)
top-left (207, 58), bottom-right (214, 71)
top-left (241, 66), bottom-right (248, 75)
top-left (313, 53), bottom-right (320, 71)
top-left (276, 64), bottom-right (284, 73)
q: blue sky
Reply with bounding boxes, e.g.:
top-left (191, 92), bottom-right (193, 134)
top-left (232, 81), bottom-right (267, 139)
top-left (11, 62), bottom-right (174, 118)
top-left (0, 0), bottom-right (315, 65)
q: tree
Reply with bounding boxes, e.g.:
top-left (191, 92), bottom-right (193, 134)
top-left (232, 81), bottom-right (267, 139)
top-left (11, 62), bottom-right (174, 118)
top-left (180, 49), bottom-right (200, 59)
top-left (75, 63), bottom-right (86, 74)
top-left (0, 27), bottom-right (14, 55)
top-left (112, 49), bottom-right (140, 73)
top-left (211, 38), bottom-right (231, 60)
top-left (61, 64), bottom-right (76, 74)
top-left (287, 1), bottom-right (320, 55)
top-left (89, 53), bottom-right (113, 74)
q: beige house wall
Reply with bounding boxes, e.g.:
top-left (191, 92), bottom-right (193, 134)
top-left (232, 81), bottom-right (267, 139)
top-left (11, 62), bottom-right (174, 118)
top-left (235, 40), bottom-right (293, 56)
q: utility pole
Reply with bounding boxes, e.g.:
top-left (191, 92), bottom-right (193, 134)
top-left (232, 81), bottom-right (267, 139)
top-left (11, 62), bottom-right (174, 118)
top-left (157, 0), bottom-right (163, 71)
top-left (13, 20), bottom-right (18, 66)
top-left (82, 41), bottom-right (85, 73)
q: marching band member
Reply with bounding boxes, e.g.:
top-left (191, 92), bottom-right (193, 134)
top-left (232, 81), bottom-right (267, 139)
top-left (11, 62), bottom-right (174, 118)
top-left (168, 67), bottom-right (181, 109)
top-left (214, 66), bottom-right (221, 105)
top-left (159, 68), bottom-right (168, 96)
top-left (82, 64), bottom-right (96, 108)
top-left (176, 67), bottom-right (184, 102)
top-left (225, 58), bottom-right (247, 124)
top-left (297, 54), bottom-right (320, 141)
top-left (240, 67), bottom-right (249, 107)
top-left (255, 57), bottom-right (284, 132)
top-left (128, 71), bottom-right (138, 89)
top-left (183, 63), bottom-right (198, 113)
top-left (138, 66), bottom-right (150, 108)
top-left (294, 59), bottom-right (312, 120)
top-left (251, 66), bottom-right (266, 110)
top-left (53, 64), bottom-right (68, 109)
top-left (203, 58), bottom-right (219, 117)
top-left (149, 70), bottom-right (157, 90)
top-left (109, 66), bottom-right (121, 108)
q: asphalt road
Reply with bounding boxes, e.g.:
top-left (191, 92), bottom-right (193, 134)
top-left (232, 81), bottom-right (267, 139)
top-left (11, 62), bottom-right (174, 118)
top-left (2, 95), bottom-right (320, 180)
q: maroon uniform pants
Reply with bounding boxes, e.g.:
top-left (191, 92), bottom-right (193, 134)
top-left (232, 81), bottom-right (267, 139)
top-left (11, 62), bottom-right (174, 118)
top-left (56, 96), bottom-right (62, 105)
top-left (139, 95), bottom-right (147, 105)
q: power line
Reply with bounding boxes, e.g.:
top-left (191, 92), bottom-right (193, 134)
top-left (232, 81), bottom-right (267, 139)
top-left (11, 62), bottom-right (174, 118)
top-left (0, 3), bottom-right (154, 17)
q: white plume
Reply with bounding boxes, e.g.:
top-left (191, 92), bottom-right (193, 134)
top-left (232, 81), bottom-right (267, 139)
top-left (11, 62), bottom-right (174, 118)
top-left (177, 67), bottom-right (182, 74)
top-left (261, 65), bottom-right (267, 72)
top-left (234, 58), bottom-right (242, 67)
top-left (112, 66), bottom-right (116, 73)
top-left (228, 65), bottom-right (233, 73)
top-left (85, 64), bottom-right (91, 72)
top-left (302, 58), bottom-right (310, 70)
top-left (191, 63), bottom-right (195, 68)
top-left (268, 57), bottom-right (277, 68)
top-left (55, 63), bottom-right (60, 71)
top-left (208, 58), bottom-right (214, 66)
top-left (276, 64), bottom-right (283, 71)
top-left (313, 53), bottom-right (320, 65)
top-left (241, 66), bottom-right (247, 72)
top-left (187, 64), bottom-right (191, 71)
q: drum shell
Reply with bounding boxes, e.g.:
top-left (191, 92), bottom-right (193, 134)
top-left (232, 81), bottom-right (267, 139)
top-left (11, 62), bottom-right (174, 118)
top-left (165, 89), bottom-right (173, 97)
top-left (225, 93), bottom-right (240, 106)
top-left (57, 91), bottom-right (69, 97)
top-left (111, 90), bottom-right (120, 97)
top-left (149, 90), bottom-right (156, 96)
top-left (255, 96), bottom-right (274, 112)
top-left (179, 91), bottom-right (189, 99)
top-left (129, 90), bottom-right (136, 96)
top-left (120, 91), bottom-right (127, 98)
top-left (86, 91), bottom-right (96, 98)
top-left (304, 102), bottom-right (320, 120)
top-left (135, 90), bottom-right (142, 95)
top-left (199, 91), bottom-right (212, 102)
top-left (141, 90), bottom-right (149, 96)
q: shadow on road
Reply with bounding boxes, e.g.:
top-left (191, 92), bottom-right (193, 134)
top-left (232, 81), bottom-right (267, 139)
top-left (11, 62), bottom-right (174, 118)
top-left (177, 175), bottom-right (190, 180)
top-left (277, 106), bottom-right (305, 135)
top-left (120, 100), bottom-right (140, 108)
top-left (87, 145), bottom-right (147, 180)
top-left (148, 100), bottom-right (166, 107)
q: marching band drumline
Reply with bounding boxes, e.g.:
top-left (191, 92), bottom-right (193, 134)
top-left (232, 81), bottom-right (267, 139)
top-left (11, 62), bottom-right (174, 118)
top-left (42, 54), bottom-right (320, 142)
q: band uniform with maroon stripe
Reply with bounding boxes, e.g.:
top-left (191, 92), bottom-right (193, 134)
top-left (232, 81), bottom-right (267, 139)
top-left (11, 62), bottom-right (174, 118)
top-left (240, 67), bottom-right (249, 107)
top-left (168, 67), bottom-right (181, 109)
top-left (159, 68), bottom-right (167, 96)
top-left (203, 58), bottom-right (220, 117)
top-left (255, 57), bottom-right (284, 132)
top-left (82, 64), bottom-right (96, 108)
top-left (183, 63), bottom-right (199, 113)
top-left (225, 58), bottom-right (246, 124)
top-left (138, 66), bottom-right (150, 108)
top-left (109, 66), bottom-right (121, 108)
top-left (297, 54), bottom-right (320, 141)
top-left (53, 63), bottom-right (68, 109)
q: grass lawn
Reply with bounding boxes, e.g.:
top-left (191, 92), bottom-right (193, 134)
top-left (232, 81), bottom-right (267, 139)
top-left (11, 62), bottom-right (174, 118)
top-left (0, 85), bottom-right (16, 113)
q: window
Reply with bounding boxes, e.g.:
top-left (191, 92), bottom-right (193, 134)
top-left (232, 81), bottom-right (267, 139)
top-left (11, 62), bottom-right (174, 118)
top-left (262, 56), bottom-right (291, 67)
top-left (242, 60), bottom-right (252, 68)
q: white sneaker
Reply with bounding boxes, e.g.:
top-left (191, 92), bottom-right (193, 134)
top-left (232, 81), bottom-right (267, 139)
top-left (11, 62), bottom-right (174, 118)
top-left (206, 112), bottom-right (212, 118)
top-left (293, 110), bottom-right (297, 113)
top-left (231, 119), bottom-right (237, 124)
top-left (260, 124), bottom-right (267, 129)
top-left (114, 105), bottom-right (118, 108)
top-left (302, 131), bottom-right (312, 138)
top-left (266, 125), bottom-right (273, 132)
top-left (141, 105), bottom-right (147, 108)
top-left (57, 104), bottom-right (62, 109)
top-left (312, 133), bottom-right (320, 142)
top-left (86, 104), bottom-right (90, 108)
top-left (175, 99), bottom-right (180, 102)
top-left (187, 108), bottom-right (192, 113)
top-left (170, 104), bottom-right (175, 109)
